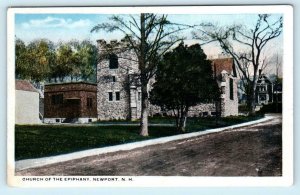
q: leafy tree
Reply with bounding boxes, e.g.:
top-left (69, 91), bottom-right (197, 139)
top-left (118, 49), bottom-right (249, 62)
top-left (52, 43), bottom-right (74, 82)
top-left (15, 38), bottom-right (29, 79)
top-left (70, 40), bottom-right (98, 82)
top-left (91, 14), bottom-right (190, 136)
top-left (194, 14), bottom-right (283, 114)
top-left (15, 38), bottom-right (55, 83)
top-left (150, 42), bottom-right (220, 132)
top-left (16, 38), bottom-right (97, 83)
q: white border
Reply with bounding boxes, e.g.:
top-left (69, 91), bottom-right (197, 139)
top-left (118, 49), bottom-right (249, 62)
top-left (7, 5), bottom-right (293, 187)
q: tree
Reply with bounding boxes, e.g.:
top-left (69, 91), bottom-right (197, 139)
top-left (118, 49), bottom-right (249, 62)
top-left (91, 14), bottom-right (190, 136)
top-left (52, 43), bottom-right (74, 82)
top-left (16, 38), bottom-right (55, 83)
top-left (70, 40), bottom-right (98, 82)
top-left (194, 14), bottom-right (283, 114)
top-left (150, 42), bottom-right (220, 132)
top-left (15, 38), bottom-right (29, 79)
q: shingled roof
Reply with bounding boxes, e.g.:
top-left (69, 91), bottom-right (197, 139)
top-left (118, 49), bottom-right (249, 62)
top-left (15, 80), bottom-right (38, 92)
top-left (211, 58), bottom-right (236, 77)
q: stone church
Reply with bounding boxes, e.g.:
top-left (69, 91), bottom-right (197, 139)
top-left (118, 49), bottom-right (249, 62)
top-left (96, 39), bottom-right (238, 121)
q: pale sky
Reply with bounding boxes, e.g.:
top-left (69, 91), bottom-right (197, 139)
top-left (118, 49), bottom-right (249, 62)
top-left (15, 13), bottom-right (283, 75)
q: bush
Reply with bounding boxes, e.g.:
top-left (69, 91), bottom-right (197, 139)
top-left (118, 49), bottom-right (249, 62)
top-left (259, 103), bottom-right (282, 113)
top-left (238, 104), bottom-right (249, 113)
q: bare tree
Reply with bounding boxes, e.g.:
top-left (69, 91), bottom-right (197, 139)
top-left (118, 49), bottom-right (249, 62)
top-left (91, 14), bottom-right (189, 136)
top-left (194, 14), bottom-right (283, 114)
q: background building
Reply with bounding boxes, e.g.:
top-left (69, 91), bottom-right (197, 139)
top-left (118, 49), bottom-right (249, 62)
top-left (15, 80), bottom-right (41, 124)
top-left (97, 40), bottom-right (239, 120)
top-left (43, 82), bottom-right (97, 123)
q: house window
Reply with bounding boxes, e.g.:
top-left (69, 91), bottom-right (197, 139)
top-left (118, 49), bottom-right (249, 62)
top-left (138, 92), bottom-right (141, 101)
top-left (87, 98), bottom-right (93, 108)
top-left (116, 92), bottom-right (120, 101)
top-left (112, 76), bottom-right (116, 82)
top-left (51, 94), bottom-right (63, 105)
top-left (229, 78), bottom-right (234, 100)
top-left (109, 54), bottom-right (119, 69)
top-left (108, 92), bottom-right (113, 101)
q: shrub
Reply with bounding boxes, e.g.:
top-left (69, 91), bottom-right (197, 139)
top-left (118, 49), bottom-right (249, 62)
top-left (259, 103), bottom-right (282, 113)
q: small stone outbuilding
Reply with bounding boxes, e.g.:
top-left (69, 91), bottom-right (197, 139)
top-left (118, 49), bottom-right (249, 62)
top-left (43, 82), bottom-right (97, 123)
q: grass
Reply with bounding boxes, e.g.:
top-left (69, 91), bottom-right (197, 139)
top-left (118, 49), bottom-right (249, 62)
top-left (15, 115), bottom-right (263, 161)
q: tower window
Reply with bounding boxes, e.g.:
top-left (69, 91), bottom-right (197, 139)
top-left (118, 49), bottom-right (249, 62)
top-left (108, 92), bottom-right (113, 101)
top-left (116, 91), bottom-right (120, 101)
top-left (230, 78), bottom-right (234, 100)
top-left (109, 54), bottom-right (119, 69)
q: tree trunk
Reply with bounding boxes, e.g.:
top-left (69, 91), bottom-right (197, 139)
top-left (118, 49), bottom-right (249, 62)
top-left (177, 106), bottom-right (188, 133)
top-left (215, 100), bottom-right (220, 126)
top-left (140, 83), bottom-right (149, 136)
top-left (248, 80), bottom-right (257, 115)
top-left (178, 115), bottom-right (187, 133)
top-left (139, 13), bottom-right (149, 137)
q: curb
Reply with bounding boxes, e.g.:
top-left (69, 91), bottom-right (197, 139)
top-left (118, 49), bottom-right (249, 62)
top-left (15, 115), bottom-right (274, 171)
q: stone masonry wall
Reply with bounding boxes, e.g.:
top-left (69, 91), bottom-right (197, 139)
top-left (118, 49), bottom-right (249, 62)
top-left (97, 40), bottom-right (141, 120)
top-left (221, 74), bottom-right (239, 117)
top-left (96, 39), bottom-right (238, 120)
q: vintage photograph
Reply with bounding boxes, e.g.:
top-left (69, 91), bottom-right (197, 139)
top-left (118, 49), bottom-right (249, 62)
top-left (7, 6), bottom-right (293, 187)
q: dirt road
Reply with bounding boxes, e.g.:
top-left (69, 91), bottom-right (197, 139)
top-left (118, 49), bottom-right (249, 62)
top-left (16, 115), bottom-right (282, 176)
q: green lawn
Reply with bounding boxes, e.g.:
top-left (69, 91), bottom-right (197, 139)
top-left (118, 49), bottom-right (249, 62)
top-left (15, 115), bottom-right (262, 160)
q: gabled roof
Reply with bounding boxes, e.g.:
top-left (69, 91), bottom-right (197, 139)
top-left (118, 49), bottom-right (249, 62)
top-left (257, 74), bottom-right (273, 84)
top-left (211, 58), bottom-right (236, 77)
top-left (15, 80), bottom-right (38, 92)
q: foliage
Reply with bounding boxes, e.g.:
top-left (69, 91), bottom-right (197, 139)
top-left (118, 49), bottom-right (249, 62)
top-left (16, 38), bottom-right (55, 82)
top-left (15, 38), bottom-right (29, 79)
top-left (15, 38), bottom-right (97, 83)
top-left (52, 43), bottom-right (74, 82)
top-left (150, 42), bottom-right (220, 132)
top-left (258, 103), bottom-right (282, 114)
top-left (70, 40), bottom-right (98, 82)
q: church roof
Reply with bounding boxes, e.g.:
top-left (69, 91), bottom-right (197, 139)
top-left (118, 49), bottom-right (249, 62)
top-left (211, 58), bottom-right (236, 77)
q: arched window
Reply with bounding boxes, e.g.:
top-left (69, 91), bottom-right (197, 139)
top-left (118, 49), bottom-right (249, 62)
top-left (109, 53), bottom-right (119, 69)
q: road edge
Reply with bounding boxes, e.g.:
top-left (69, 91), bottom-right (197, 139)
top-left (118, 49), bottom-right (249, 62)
top-left (15, 115), bottom-right (275, 171)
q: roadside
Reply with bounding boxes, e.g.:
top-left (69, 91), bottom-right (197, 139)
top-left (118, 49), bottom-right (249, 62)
top-left (16, 114), bottom-right (281, 176)
top-left (15, 115), bottom-right (263, 160)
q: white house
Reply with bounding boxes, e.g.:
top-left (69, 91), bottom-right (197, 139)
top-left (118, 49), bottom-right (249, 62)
top-left (15, 80), bottom-right (41, 124)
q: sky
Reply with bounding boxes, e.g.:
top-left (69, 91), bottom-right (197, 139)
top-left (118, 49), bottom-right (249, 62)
top-left (14, 13), bottom-right (283, 75)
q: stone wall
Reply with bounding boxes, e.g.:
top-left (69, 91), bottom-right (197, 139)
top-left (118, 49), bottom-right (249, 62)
top-left (44, 117), bottom-right (97, 124)
top-left (220, 73), bottom-right (239, 117)
top-left (44, 82), bottom-right (97, 118)
top-left (97, 40), bottom-right (141, 120)
top-left (189, 103), bottom-right (216, 117)
top-left (96, 39), bottom-right (239, 120)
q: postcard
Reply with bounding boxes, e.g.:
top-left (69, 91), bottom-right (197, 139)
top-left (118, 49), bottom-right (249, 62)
top-left (7, 5), bottom-right (293, 187)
